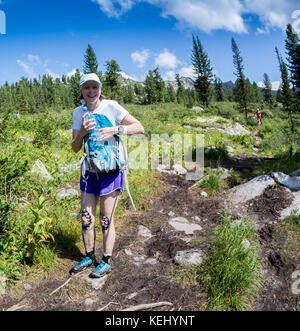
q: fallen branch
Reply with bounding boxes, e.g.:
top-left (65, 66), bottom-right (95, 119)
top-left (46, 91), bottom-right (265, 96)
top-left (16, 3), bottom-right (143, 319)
top-left (49, 270), bottom-right (86, 296)
top-left (120, 301), bottom-right (173, 311)
top-left (97, 302), bottom-right (119, 311)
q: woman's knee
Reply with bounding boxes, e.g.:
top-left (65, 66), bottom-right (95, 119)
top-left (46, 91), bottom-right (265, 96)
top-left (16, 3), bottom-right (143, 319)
top-left (81, 209), bottom-right (95, 230)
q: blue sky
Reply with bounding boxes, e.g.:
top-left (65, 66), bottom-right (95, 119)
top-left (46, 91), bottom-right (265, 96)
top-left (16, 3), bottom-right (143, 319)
top-left (0, 0), bottom-right (299, 89)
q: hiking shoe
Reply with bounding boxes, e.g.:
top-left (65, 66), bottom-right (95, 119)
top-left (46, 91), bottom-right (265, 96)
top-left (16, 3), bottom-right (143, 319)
top-left (69, 256), bottom-right (94, 274)
top-left (89, 260), bottom-right (111, 278)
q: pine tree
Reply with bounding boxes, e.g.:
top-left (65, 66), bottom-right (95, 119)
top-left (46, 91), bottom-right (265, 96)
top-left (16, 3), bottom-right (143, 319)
top-left (144, 68), bottom-right (165, 104)
top-left (285, 24), bottom-right (300, 96)
top-left (262, 73), bottom-right (275, 109)
top-left (167, 84), bottom-right (176, 103)
top-left (153, 68), bottom-right (166, 103)
top-left (214, 76), bottom-right (225, 102)
top-left (83, 44), bottom-right (99, 74)
top-left (103, 60), bottom-right (123, 102)
top-left (252, 82), bottom-right (262, 103)
top-left (231, 37), bottom-right (248, 119)
top-left (176, 74), bottom-right (186, 104)
top-left (191, 35), bottom-right (213, 107)
top-left (144, 70), bottom-right (156, 104)
top-left (70, 69), bottom-right (81, 107)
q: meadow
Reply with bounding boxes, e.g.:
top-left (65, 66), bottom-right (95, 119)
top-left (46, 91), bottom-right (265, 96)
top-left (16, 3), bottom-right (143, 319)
top-left (0, 101), bottom-right (299, 310)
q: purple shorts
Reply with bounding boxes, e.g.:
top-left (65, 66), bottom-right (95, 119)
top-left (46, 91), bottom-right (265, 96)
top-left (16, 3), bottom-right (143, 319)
top-left (80, 170), bottom-right (123, 197)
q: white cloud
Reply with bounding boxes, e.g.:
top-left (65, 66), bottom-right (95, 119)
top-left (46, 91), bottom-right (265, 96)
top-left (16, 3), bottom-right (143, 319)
top-left (91, 0), bottom-right (300, 34)
top-left (257, 80), bottom-right (281, 91)
top-left (66, 68), bottom-right (78, 78)
top-left (17, 55), bottom-right (60, 80)
top-left (150, 0), bottom-right (247, 34)
top-left (46, 69), bottom-right (60, 80)
top-left (92, 0), bottom-right (136, 18)
top-left (245, 0), bottom-right (300, 33)
top-left (131, 49), bottom-right (149, 68)
top-left (163, 70), bottom-right (176, 81)
top-left (178, 65), bottom-right (195, 79)
top-left (17, 59), bottom-right (35, 77)
top-left (154, 49), bottom-right (182, 69)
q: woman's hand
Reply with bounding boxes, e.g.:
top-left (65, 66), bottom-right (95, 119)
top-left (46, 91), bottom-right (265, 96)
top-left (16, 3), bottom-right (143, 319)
top-left (98, 126), bottom-right (119, 141)
top-left (79, 112), bottom-right (97, 137)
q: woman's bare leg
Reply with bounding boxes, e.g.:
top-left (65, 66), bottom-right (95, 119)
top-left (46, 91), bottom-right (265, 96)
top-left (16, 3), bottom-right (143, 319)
top-left (81, 193), bottom-right (98, 254)
top-left (99, 190), bottom-right (120, 256)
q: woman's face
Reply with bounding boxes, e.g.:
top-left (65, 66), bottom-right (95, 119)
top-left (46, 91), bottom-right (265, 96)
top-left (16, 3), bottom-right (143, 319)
top-left (81, 81), bottom-right (101, 105)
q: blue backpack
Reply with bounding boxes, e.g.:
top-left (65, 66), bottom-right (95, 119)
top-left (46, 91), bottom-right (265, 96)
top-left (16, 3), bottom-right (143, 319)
top-left (78, 104), bottom-right (136, 214)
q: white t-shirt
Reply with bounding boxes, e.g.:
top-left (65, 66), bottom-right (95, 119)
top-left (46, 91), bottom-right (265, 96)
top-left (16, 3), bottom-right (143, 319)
top-left (72, 99), bottom-right (129, 131)
top-left (72, 99), bottom-right (129, 173)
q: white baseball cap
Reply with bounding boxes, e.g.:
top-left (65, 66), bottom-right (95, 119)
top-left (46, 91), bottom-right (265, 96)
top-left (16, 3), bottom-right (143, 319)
top-left (79, 73), bottom-right (102, 90)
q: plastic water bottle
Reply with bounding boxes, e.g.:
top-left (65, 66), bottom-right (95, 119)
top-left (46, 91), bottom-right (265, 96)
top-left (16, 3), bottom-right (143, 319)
top-left (86, 112), bottom-right (95, 134)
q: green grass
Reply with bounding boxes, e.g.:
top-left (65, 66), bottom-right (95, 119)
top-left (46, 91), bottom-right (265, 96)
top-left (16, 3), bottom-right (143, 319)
top-left (197, 168), bottom-right (225, 196)
top-left (200, 214), bottom-right (263, 311)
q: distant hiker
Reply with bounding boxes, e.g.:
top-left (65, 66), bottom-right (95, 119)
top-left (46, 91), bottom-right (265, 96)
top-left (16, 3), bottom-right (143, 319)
top-left (70, 73), bottom-right (144, 278)
top-left (256, 107), bottom-right (262, 127)
top-left (260, 100), bottom-right (264, 110)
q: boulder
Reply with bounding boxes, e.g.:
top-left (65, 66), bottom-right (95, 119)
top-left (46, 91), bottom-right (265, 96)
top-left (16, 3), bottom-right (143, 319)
top-left (218, 123), bottom-right (250, 136)
top-left (168, 217), bottom-right (202, 235)
top-left (289, 168), bottom-right (300, 177)
top-left (271, 172), bottom-right (300, 191)
top-left (226, 175), bottom-right (275, 205)
top-left (137, 225), bottom-right (153, 241)
top-left (279, 191), bottom-right (300, 220)
top-left (173, 163), bottom-right (188, 175)
top-left (174, 245), bottom-right (212, 266)
top-left (56, 188), bottom-right (79, 200)
top-left (192, 106), bottom-right (203, 111)
top-left (59, 161), bottom-right (81, 175)
top-left (31, 159), bottom-right (53, 182)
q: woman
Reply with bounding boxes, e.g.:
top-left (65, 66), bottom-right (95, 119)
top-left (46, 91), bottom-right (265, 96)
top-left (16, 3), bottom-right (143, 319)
top-left (70, 73), bottom-right (144, 278)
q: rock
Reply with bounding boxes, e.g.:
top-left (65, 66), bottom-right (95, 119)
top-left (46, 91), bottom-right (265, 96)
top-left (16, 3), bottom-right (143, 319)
top-left (84, 298), bottom-right (96, 307)
top-left (226, 175), bottom-right (275, 205)
top-left (168, 211), bottom-right (175, 217)
top-left (59, 162), bottom-right (81, 174)
top-left (31, 159), bottom-right (53, 182)
top-left (289, 168), bottom-right (300, 177)
top-left (156, 163), bottom-right (188, 176)
top-left (143, 258), bottom-right (158, 265)
top-left (242, 239), bottom-right (251, 249)
top-left (20, 136), bottom-right (34, 144)
top-left (192, 106), bottom-right (203, 111)
top-left (168, 217), bottom-right (202, 235)
top-left (200, 191), bottom-right (208, 198)
top-left (279, 191), bottom-right (300, 220)
top-left (79, 271), bottom-right (108, 290)
top-left (271, 172), bottom-right (300, 191)
top-left (185, 164), bottom-right (204, 181)
top-left (226, 146), bottom-right (234, 153)
top-left (156, 164), bottom-right (176, 175)
top-left (218, 123), bottom-right (250, 136)
top-left (137, 225), bottom-right (153, 241)
top-left (174, 247), bottom-right (209, 266)
top-left (173, 163), bottom-right (187, 175)
top-left (56, 188), bottom-right (79, 200)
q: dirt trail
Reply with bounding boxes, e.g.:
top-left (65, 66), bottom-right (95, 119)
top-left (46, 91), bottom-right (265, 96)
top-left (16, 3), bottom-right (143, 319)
top-left (0, 165), bottom-right (299, 311)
